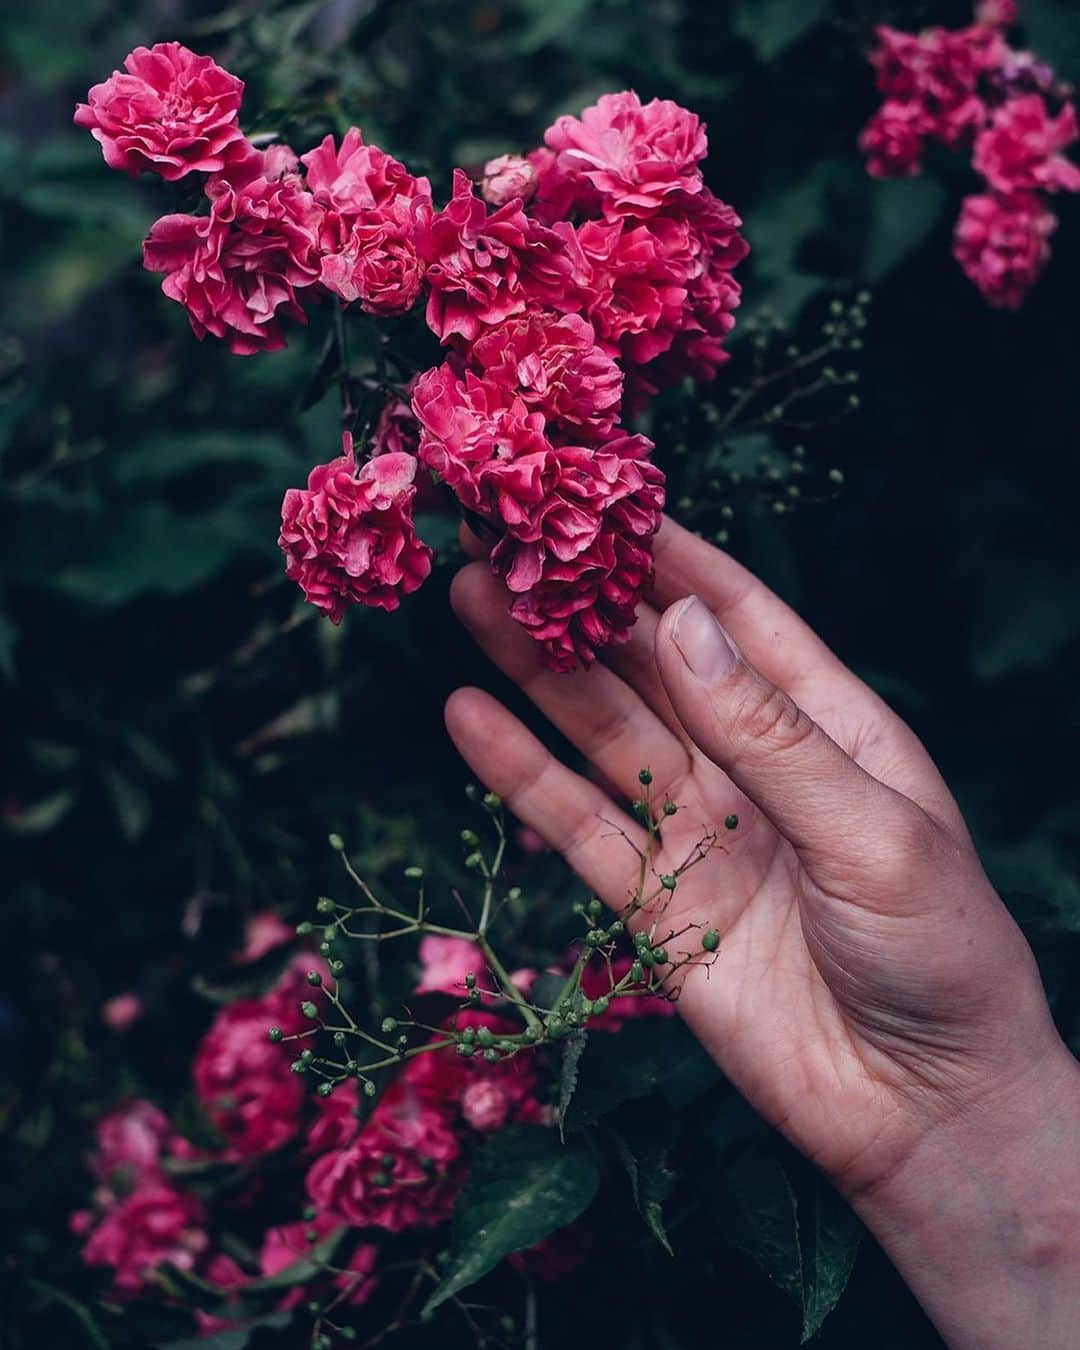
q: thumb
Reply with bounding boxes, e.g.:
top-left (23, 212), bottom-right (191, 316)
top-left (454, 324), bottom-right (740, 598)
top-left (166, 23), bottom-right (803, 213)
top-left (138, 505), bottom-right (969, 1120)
top-left (654, 595), bottom-right (922, 891)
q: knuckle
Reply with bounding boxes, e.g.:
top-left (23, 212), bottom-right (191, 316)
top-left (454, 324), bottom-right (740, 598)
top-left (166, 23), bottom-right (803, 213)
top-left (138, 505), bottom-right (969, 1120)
top-left (735, 679), bottom-right (815, 758)
top-left (864, 805), bottom-right (944, 891)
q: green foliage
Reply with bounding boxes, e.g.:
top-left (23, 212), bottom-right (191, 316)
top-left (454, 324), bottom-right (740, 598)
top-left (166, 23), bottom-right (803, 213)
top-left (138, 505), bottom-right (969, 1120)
top-left (424, 1126), bottom-right (600, 1313)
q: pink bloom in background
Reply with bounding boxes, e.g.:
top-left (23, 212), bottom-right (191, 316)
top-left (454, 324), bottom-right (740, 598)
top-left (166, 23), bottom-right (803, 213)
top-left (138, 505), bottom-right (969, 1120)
top-left (102, 992), bottom-right (143, 1031)
top-left (261, 1219), bottom-right (377, 1307)
top-left (461, 1079), bottom-right (511, 1132)
top-left (74, 42), bottom-right (246, 182)
top-left (953, 191), bottom-right (1057, 307)
top-left (415, 934), bottom-right (487, 996)
top-left (973, 96), bottom-right (1080, 194)
top-left (976, 0), bottom-right (1019, 27)
top-left (88, 1100), bottom-right (177, 1190)
top-left (279, 438), bottom-right (433, 622)
top-left (143, 172), bottom-right (323, 354)
top-left (546, 91), bottom-right (707, 219)
top-left (306, 1082), bottom-right (462, 1231)
top-left (859, 100), bottom-right (928, 178)
top-left (415, 170), bottom-right (587, 342)
top-left (192, 968), bottom-right (313, 1157)
top-left (234, 910), bottom-right (293, 964)
top-left (303, 129), bottom-right (431, 315)
top-left (308, 1078), bottom-right (362, 1154)
top-left (194, 1253), bottom-right (251, 1335)
top-left (372, 387), bottom-right (422, 459)
top-left (481, 154), bottom-right (539, 208)
top-left (81, 1184), bottom-right (207, 1296)
top-left (581, 956), bottom-right (676, 1031)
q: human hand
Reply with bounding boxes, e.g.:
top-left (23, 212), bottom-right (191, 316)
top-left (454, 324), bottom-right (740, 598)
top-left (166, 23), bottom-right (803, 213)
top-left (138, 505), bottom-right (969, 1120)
top-left (445, 515), bottom-right (1080, 1350)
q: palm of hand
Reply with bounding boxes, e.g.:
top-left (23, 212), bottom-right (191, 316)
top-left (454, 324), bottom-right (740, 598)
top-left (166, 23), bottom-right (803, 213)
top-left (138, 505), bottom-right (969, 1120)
top-left (447, 518), bottom-right (1040, 1194)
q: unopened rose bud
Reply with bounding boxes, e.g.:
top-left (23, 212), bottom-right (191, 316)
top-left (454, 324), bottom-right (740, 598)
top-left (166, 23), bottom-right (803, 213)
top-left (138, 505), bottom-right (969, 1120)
top-left (480, 154), bottom-right (538, 207)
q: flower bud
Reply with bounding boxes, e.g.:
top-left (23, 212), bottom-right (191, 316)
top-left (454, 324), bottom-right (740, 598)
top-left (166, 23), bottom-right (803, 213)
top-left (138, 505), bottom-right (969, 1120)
top-left (480, 154), bottom-right (538, 207)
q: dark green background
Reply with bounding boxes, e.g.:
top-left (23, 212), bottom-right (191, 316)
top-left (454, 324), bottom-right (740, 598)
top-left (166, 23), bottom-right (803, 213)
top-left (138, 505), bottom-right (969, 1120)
top-left (2, 0), bottom-right (1078, 1346)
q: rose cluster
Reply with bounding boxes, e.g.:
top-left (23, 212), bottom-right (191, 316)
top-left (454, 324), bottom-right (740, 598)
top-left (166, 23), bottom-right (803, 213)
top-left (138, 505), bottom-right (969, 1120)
top-left (77, 47), bottom-right (746, 671)
top-left (859, 1), bottom-right (1080, 308)
top-left (73, 925), bottom-right (669, 1321)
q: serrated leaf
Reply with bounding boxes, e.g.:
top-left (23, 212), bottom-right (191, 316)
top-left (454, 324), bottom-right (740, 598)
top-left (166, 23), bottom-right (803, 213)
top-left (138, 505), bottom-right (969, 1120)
top-left (424, 1126), bottom-right (599, 1315)
top-left (799, 1175), bottom-right (862, 1341)
top-left (726, 1143), bottom-right (803, 1304)
top-left (609, 1099), bottom-right (676, 1256)
top-left (733, 0), bottom-right (828, 62)
top-left (557, 1031), bottom-right (587, 1141)
top-left (564, 1017), bottom-right (716, 1131)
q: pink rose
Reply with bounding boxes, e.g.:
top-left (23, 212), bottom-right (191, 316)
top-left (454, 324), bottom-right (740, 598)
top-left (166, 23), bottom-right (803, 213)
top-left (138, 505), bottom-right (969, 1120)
top-left (953, 191), bottom-right (1057, 307)
top-left (415, 170), bottom-right (588, 342)
top-left (302, 129), bottom-right (431, 315)
top-left (466, 313), bottom-right (624, 439)
top-left (260, 1218), bottom-right (377, 1307)
top-left (545, 91), bottom-right (707, 219)
top-left (412, 363), bottom-right (550, 512)
top-left (102, 992), bottom-right (143, 1032)
top-left (192, 988), bottom-right (307, 1158)
top-left (74, 42), bottom-right (246, 182)
top-left (305, 1082), bottom-right (462, 1231)
top-left (89, 1100), bottom-right (176, 1190)
top-left (415, 934), bottom-right (487, 996)
top-left (973, 95), bottom-right (1080, 195)
top-left (976, 0), bottom-right (1018, 28)
top-left (279, 438), bottom-right (433, 622)
top-left (859, 100), bottom-right (929, 178)
top-left (81, 1184), bottom-right (207, 1296)
top-left (143, 172), bottom-right (323, 355)
top-left (308, 1078), bottom-right (362, 1154)
top-left (461, 1079), bottom-right (510, 1132)
top-left (234, 911), bottom-right (293, 965)
top-left (868, 24), bottom-right (1003, 147)
top-left (481, 154), bottom-right (539, 207)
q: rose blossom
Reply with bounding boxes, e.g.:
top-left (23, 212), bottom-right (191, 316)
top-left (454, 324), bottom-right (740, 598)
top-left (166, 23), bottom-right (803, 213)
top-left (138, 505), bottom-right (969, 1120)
top-left (142, 172), bottom-right (323, 354)
top-left (859, 99), bottom-right (929, 178)
top-left (466, 313), bottom-right (624, 438)
top-left (306, 1079), bottom-right (462, 1231)
top-left (81, 1184), bottom-right (207, 1296)
top-left (953, 191), bottom-right (1057, 307)
top-left (74, 42), bottom-right (246, 182)
top-left (279, 438), bottom-right (433, 622)
top-left (414, 934), bottom-right (487, 996)
top-left (973, 95), bottom-right (1080, 194)
top-left (481, 154), bottom-right (539, 208)
top-left (102, 992), bottom-right (143, 1032)
top-left (88, 1100), bottom-right (176, 1190)
top-left (868, 24), bottom-right (1004, 147)
top-left (308, 1078), bottom-right (362, 1154)
top-left (234, 910), bottom-right (293, 964)
top-left (461, 1079), bottom-right (511, 1132)
top-left (545, 91), bottom-right (707, 219)
top-left (976, 0), bottom-right (1018, 28)
top-left (415, 169), bottom-right (588, 342)
top-left (261, 1217), bottom-right (378, 1307)
top-left (193, 991), bottom-right (306, 1158)
top-left (302, 129), bottom-right (431, 315)
top-left (412, 364), bottom-right (550, 511)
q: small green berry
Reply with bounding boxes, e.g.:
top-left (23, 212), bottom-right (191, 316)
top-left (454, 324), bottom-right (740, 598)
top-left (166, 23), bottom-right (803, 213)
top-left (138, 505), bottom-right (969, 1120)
top-left (296, 921), bottom-right (314, 936)
top-left (333, 1031), bottom-right (347, 1047)
top-left (607, 920), bottom-right (624, 938)
top-left (363, 1080), bottom-right (377, 1098)
top-left (299, 1049), bottom-right (314, 1066)
top-left (404, 865), bottom-right (424, 880)
top-left (306, 969), bottom-right (322, 986)
top-left (592, 996), bottom-right (610, 1015)
top-left (465, 851), bottom-right (483, 870)
top-left (300, 1001), bottom-right (319, 1020)
top-left (328, 833), bottom-right (345, 851)
top-left (329, 959), bottom-right (344, 976)
top-left (268, 1026), bottom-right (283, 1043)
top-left (371, 1171), bottom-right (391, 1187)
top-left (380, 1017), bottom-right (398, 1035)
top-left (482, 792), bottom-right (502, 811)
top-left (316, 1082), bottom-right (333, 1098)
top-left (318, 941), bottom-right (332, 957)
top-left (724, 813), bottom-right (739, 831)
top-left (587, 898), bottom-right (603, 918)
top-left (702, 929), bottom-right (721, 952)
top-left (660, 874), bottom-right (677, 891)
top-left (316, 897), bottom-right (335, 915)
top-left (464, 972), bottom-right (476, 989)
top-left (663, 801), bottom-right (678, 816)
top-left (630, 961), bottom-right (644, 983)
top-left (653, 947), bottom-right (669, 965)
top-left (483, 1048), bottom-right (499, 1064)
top-left (638, 767), bottom-right (653, 786)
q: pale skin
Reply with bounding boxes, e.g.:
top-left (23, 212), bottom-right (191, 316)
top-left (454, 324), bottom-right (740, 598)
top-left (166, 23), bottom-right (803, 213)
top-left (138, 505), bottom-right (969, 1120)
top-left (445, 515), bottom-right (1080, 1350)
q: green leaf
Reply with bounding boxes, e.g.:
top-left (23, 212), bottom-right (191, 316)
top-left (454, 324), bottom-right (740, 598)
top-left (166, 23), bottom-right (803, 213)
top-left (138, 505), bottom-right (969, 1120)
top-left (157, 1312), bottom-right (292, 1350)
top-left (0, 609), bottom-right (17, 680)
top-left (609, 1098), bottom-right (677, 1256)
top-left (3, 789), bottom-right (75, 836)
top-left (514, 0), bottom-right (593, 54)
top-left (424, 1126), bottom-right (599, 1314)
top-left (862, 177), bottom-right (947, 283)
top-left (722, 1144), bottom-right (861, 1340)
top-left (799, 1174), bottom-right (862, 1342)
top-left (557, 1031), bottom-right (588, 1141)
top-left (565, 1017), bottom-right (716, 1130)
top-left (27, 1279), bottom-right (110, 1350)
top-left (733, 0), bottom-right (828, 63)
top-left (110, 433), bottom-right (295, 488)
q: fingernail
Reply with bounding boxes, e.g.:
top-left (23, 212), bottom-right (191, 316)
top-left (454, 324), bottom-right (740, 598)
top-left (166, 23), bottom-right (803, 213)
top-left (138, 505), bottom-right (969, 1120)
top-left (671, 596), bottom-right (739, 681)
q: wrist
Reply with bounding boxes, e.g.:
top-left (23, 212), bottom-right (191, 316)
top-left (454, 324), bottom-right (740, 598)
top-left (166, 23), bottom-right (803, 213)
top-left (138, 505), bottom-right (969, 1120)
top-left (850, 1040), bottom-right (1080, 1350)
